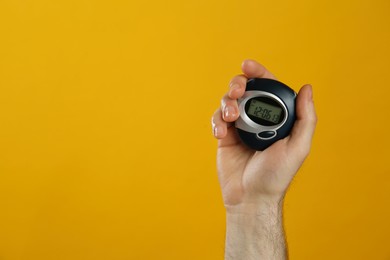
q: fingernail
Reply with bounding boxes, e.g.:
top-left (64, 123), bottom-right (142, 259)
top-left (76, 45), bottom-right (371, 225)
top-left (213, 125), bottom-right (222, 138)
top-left (224, 105), bottom-right (237, 119)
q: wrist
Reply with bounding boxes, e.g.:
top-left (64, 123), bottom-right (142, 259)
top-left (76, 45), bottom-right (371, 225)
top-left (225, 196), bottom-right (284, 216)
top-left (226, 200), bottom-right (283, 229)
top-left (224, 198), bottom-right (287, 260)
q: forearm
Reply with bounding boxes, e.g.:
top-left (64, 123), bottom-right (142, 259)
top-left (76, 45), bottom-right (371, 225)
top-left (224, 200), bottom-right (287, 260)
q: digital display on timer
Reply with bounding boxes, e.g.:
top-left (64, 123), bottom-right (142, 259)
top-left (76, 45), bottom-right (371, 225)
top-left (247, 99), bottom-right (283, 124)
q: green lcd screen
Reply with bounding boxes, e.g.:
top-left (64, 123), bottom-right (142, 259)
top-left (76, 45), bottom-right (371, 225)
top-left (247, 99), bottom-right (283, 124)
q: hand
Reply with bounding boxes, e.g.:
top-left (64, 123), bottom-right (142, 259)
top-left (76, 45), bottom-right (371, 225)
top-left (211, 60), bottom-right (317, 211)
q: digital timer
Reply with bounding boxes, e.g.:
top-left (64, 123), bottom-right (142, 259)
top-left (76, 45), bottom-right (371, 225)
top-left (235, 78), bottom-right (297, 151)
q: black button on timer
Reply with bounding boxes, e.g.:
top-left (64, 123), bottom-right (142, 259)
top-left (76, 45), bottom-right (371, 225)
top-left (258, 131), bottom-right (276, 139)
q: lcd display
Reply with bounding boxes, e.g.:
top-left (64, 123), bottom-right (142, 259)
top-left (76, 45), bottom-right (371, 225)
top-left (247, 99), bottom-right (283, 124)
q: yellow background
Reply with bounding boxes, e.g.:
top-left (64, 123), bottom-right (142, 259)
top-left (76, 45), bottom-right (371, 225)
top-left (0, 0), bottom-right (389, 259)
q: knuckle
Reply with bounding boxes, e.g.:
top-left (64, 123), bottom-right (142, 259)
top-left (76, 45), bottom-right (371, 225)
top-left (309, 113), bottom-right (318, 126)
top-left (229, 75), bottom-right (246, 87)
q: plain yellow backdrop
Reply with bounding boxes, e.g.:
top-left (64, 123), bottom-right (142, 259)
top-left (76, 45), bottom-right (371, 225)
top-left (1, 0), bottom-right (389, 259)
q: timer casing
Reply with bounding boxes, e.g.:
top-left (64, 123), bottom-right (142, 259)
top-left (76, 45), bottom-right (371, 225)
top-left (235, 78), bottom-right (296, 151)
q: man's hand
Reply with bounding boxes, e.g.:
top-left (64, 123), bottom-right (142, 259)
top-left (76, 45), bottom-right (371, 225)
top-left (211, 60), bottom-right (317, 259)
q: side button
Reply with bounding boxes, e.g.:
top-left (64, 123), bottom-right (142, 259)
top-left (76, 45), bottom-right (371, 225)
top-left (257, 131), bottom-right (277, 140)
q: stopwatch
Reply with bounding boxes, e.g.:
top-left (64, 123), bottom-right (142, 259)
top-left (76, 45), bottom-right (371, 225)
top-left (235, 78), bottom-right (297, 151)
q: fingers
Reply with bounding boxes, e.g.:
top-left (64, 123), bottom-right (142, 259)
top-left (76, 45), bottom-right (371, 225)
top-left (211, 108), bottom-right (228, 139)
top-left (211, 108), bottom-right (242, 147)
top-left (212, 59), bottom-right (278, 147)
top-left (211, 75), bottom-right (247, 146)
top-left (220, 74), bottom-right (248, 123)
top-left (221, 60), bottom-right (276, 124)
top-left (220, 93), bottom-right (239, 123)
top-left (241, 59), bottom-right (277, 80)
top-left (287, 84), bottom-right (317, 158)
top-left (228, 75), bottom-right (247, 100)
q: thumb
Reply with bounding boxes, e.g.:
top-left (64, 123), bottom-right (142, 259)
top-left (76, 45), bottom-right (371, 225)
top-left (287, 84), bottom-right (317, 158)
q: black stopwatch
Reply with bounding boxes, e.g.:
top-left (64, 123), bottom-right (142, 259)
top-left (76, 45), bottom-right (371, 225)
top-left (235, 78), bottom-right (297, 151)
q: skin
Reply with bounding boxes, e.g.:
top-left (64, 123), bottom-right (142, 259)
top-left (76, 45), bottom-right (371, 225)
top-left (211, 59), bottom-right (317, 259)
